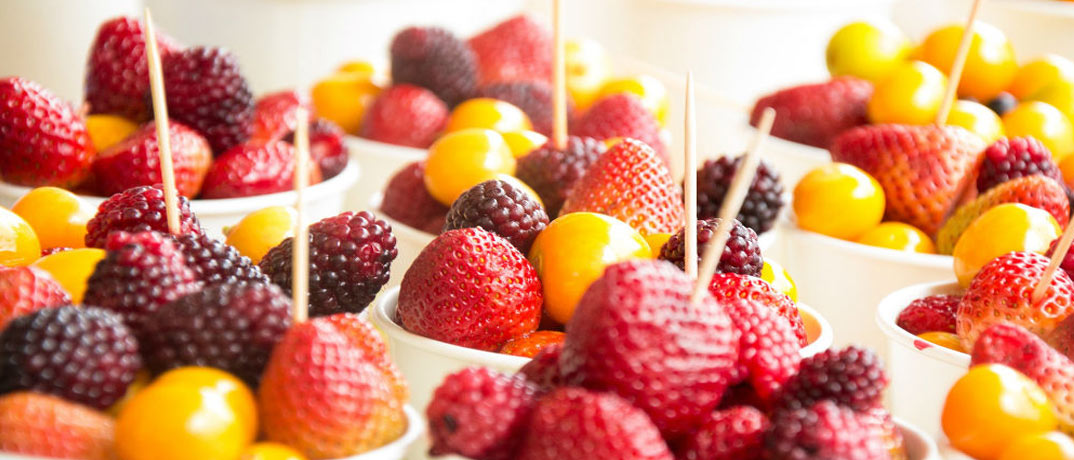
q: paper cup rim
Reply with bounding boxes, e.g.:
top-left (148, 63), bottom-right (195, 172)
top-left (875, 280), bottom-right (970, 367)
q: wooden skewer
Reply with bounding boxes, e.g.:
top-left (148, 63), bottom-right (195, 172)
top-left (935, 0), bottom-right (984, 125)
top-left (143, 8), bottom-right (181, 235)
top-left (690, 108), bottom-right (775, 304)
top-left (552, 0), bottom-right (568, 150)
top-left (1032, 213), bottom-right (1074, 304)
top-left (291, 108), bottom-right (311, 323)
top-left (684, 72), bottom-right (698, 279)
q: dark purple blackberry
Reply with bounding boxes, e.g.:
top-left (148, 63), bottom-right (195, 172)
top-left (764, 401), bottom-right (886, 460)
top-left (259, 211), bottom-right (398, 316)
top-left (85, 185), bottom-right (203, 248)
top-left (476, 81), bottom-right (567, 136)
top-left (162, 46), bottom-right (254, 153)
top-left (443, 179), bottom-right (549, 253)
top-left (986, 91), bottom-right (1018, 116)
top-left (696, 156), bottom-right (785, 234)
top-left (0, 306), bottom-right (141, 410)
top-left (141, 281), bottom-right (292, 386)
top-left (977, 136), bottom-right (1064, 193)
top-left (659, 218), bottom-right (762, 276)
top-left (515, 136), bottom-right (605, 217)
top-left (777, 346), bottom-right (888, 413)
top-left (390, 27), bottom-right (477, 107)
top-left (173, 233), bottom-right (268, 285)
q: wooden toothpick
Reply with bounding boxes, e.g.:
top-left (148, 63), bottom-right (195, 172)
top-left (291, 108), bottom-right (311, 323)
top-left (684, 72), bottom-right (698, 279)
top-left (552, 0), bottom-right (568, 150)
top-left (935, 0), bottom-right (985, 125)
top-left (1032, 213), bottom-right (1074, 304)
top-left (143, 8), bottom-right (181, 235)
top-left (690, 108), bottom-right (776, 304)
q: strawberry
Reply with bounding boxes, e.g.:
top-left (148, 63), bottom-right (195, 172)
top-left (500, 330), bottom-right (565, 358)
top-left (677, 406), bottom-right (770, 460)
top-left (390, 27), bottom-right (477, 106)
top-left (777, 346), bottom-right (888, 413)
top-left (515, 136), bottom-right (606, 217)
top-left (85, 16), bottom-right (180, 120)
top-left (517, 387), bottom-right (673, 460)
top-left (573, 93), bottom-right (668, 163)
top-left (200, 140), bottom-right (322, 199)
top-left (469, 14), bottom-right (552, 86)
top-left (560, 138), bottom-right (682, 236)
top-left (750, 77), bottom-right (873, 149)
top-left (830, 124), bottom-right (987, 235)
top-left (0, 77), bottom-right (95, 187)
top-left (250, 89), bottom-right (307, 141)
top-left (560, 259), bottom-right (739, 437)
top-left (764, 400), bottom-right (888, 460)
top-left (1048, 312), bottom-right (1074, 362)
top-left (517, 343), bottom-right (563, 391)
top-left (0, 266), bottom-right (70, 329)
top-left (972, 322), bottom-right (1074, 433)
top-left (708, 273), bottom-right (808, 346)
top-left (428, 367), bottom-right (539, 460)
top-left (936, 175), bottom-right (1069, 254)
top-left (958, 251), bottom-right (1074, 349)
top-left (161, 46), bottom-right (254, 154)
top-left (896, 294), bottom-right (961, 335)
top-left (723, 298), bottom-right (801, 405)
top-left (359, 84), bottom-right (448, 148)
top-left (397, 228), bottom-right (542, 351)
top-left (291, 118), bottom-right (348, 179)
top-left (379, 161), bottom-right (449, 233)
top-left (0, 392), bottom-right (114, 460)
top-left (91, 122), bottom-right (213, 197)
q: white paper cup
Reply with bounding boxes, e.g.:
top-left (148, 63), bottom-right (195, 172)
top-left (897, 418), bottom-right (944, 460)
top-left (752, 130), bottom-right (831, 189)
top-left (345, 137), bottom-right (425, 215)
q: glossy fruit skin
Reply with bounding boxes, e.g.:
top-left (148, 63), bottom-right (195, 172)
top-left (85, 16), bottom-right (179, 120)
top-left (359, 84), bottom-right (447, 148)
top-left (953, 203), bottom-right (1060, 286)
top-left (92, 121), bottom-right (213, 197)
top-left (793, 163), bottom-right (885, 240)
top-left (723, 298), bottom-right (802, 404)
top-left (0, 207), bottom-right (41, 267)
top-left (379, 161), bottom-right (449, 233)
top-left (444, 179), bottom-right (549, 253)
top-left (707, 273), bottom-right (808, 346)
top-left (1032, 81), bottom-right (1074, 128)
top-left (500, 331), bottom-right (565, 358)
top-left (241, 443), bottom-right (308, 460)
top-left (477, 81), bottom-right (561, 136)
top-left (12, 187), bottom-right (93, 250)
top-left (856, 222), bottom-right (935, 254)
top-left (761, 258), bottom-right (798, 303)
top-left (469, 15), bottom-right (552, 86)
top-left (826, 20), bottom-right (912, 82)
top-left (659, 218), bottom-right (763, 276)
top-left (947, 100), bottom-right (1005, 143)
top-left (777, 346), bottom-right (888, 412)
top-left (84, 185), bottom-right (203, 249)
top-left (446, 98), bottom-right (533, 134)
top-left (999, 432), bottom-right (1074, 460)
top-left (0, 266), bottom-right (70, 328)
top-left (0, 391), bottom-right (115, 460)
top-left (750, 77), bottom-right (873, 149)
top-left (867, 60), bottom-right (948, 125)
top-left (897, 294), bottom-right (960, 335)
top-left (938, 175), bottom-right (1069, 255)
top-left (528, 212), bottom-right (650, 324)
top-left (515, 136), bottom-right (605, 217)
top-left (427, 367), bottom-right (538, 460)
top-left (201, 140), bottom-right (322, 199)
top-left (574, 93), bottom-right (668, 162)
top-left (917, 331), bottom-right (965, 352)
top-left (0, 77), bottom-right (95, 187)
top-left (943, 364), bottom-right (1057, 460)
top-left (1003, 101), bottom-right (1074, 161)
top-left (501, 130), bottom-right (548, 158)
top-left (85, 114), bottom-right (139, 151)
top-left (153, 367), bottom-right (259, 443)
top-left (225, 206), bottom-right (296, 264)
top-left (311, 71), bottom-right (382, 135)
top-left (920, 23), bottom-right (1018, 101)
top-left (32, 248), bottom-right (106, 304)
top-left (598, 75), bottom-right (670, 126)
top-left (250, 89), bottom-right (305, 142)
top-left (391, 26), bottom-right (477, 106)
top-left (424, 129), bottom-right (516, 206)
top-left (161, 46), bottom-right (255, 154)
top-left (1011, 54), bottom-right (1074, 100)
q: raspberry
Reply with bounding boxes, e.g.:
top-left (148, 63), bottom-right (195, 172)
top-left (986, 92), bottom-right (1018, 116)
top-left (162, 46), bottom-right (255, 153)
top-left (696, 156), bottom-right (785, 234)
top-left (0, 266), bottom-right (71, 329)
top-left (724, 298), bottom-right (802, 404)
top-left (659, 218), bottom-right (763, 276)
top-left (359, 84), bottom-right (448, 149)
top-left (750, 77), bottom-right (873, 149)
top-left (896, 294), bottom-right (960, 335)
top-left (84, 185), bottom-right (203, 248)
top-left (518, 343), bottom-right (563, 391)
top-left (260, 211), bottom-right (397, 316)
top-left (380, 161), bottom-right (449, 233)
top-left (708, 273), bottom-right (808, 346)
top-left (444, 179), bottom-right (549, 253)
top-left (515, 136), bottom-right (605, 217)
top-left (764, 400), bottom-right (887, 460)
top-left (574, 93), bottom-right (667, 163)
top-left (0, 306), bottom-right (140, 410)
top-left (173, 232), bottom-right (268, 285)
top-left (141, 281), bottom-right (292, 386)
top-left (476, 81), bottom-right (565, 136)
top-left (777, 346), bottom-right (888, 412)
top-left (428, 367), bottom-right (539, 460)
top-left (390, 27), bottom-right (477, 106)
top-left (677, 406), bottom-right (770, 460)
top-left (977, 137), bottom-right (1063, 193)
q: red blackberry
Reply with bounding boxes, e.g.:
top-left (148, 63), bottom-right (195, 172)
top-left (0, 306), bottom-right (140, 410)
top-left (84, 185), bottom-right (203, 249)
top-left (777, 346), bottom-right (888, 413)
top-left (444, 179), bottom-right (549, 253)
top-left (764, 400), bottom-right (887, 460)
top-left (162, 46), bottom-right (254, 153)
top-left (476, 81), bottom-right (567, 136)
top-left (678, 406), bottom-right (770, 460)
top-left (379, 161), bottom-right (448, 234)
top-left (259, 211), bottom-right (397, 316)
top-left (896, 294), bottom-right (960, 335)
top-left (517, 343), bottom-right (563, 391)
top-left (172, 233), bottom-right (268, 285)
top-left (141, 281), bottom-right (292, 386)
top-left (986, 91), bottom-right (1018, 116)
top-left (283, 118), bottom-right (347, 179)
top-left (390, 27), bottom-right (477, 107)
top-left (515, 136), bottom-right (605, 217)
top-left (977, 137), bottom-right (1063, 193)
top-left (83, 231), bottom-right (202, 336)
top-left (696, 156), bottom-right (785, 234)
top-left (659, 218), bottom-right (763, 276)
top-left (85, 16), bottom-right (180, 120)
top-left (427, 367), bottom-right (539, 460)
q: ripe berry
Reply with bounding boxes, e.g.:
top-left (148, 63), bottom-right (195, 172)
top-left (390, 27), bottom-right (477, 106)
top-left (379, 161), bottom-right (449, 233)
top-left (0, 77), bottom-right (95, 188)
top-left (518, 343), bottom-right (563, 391)
top-left (428, 367), bottom-right (539, 460)
top-left (574, 93), bottom-right (667, 163)
top-left (777, 346), bottom-right (888, 412)
top-left (162, 46), bottom-right (255, 153)
top-left (85, 16), bottom-right (179, 120)
top-left (84, 185), bottom-right (203, 249)
top-left (284, 118), bottom-right (348, 179)
top-left (201, 140), bottom-right (322, 199)
top-left (708, 273), bottom-right (808, 346)
top-left (986, 92), bottom-right (1018, 116)
top-left (91, 121), bottom-right (213, 198)
top-left (896, 294), bottom-right (961, 335)
top-left (696, 156), bottom-right (786, 234)
top-left (515, 136), bottom-right (605, 217)
top-left (723, 298), bottom-right (802, 404)
top-left (360, 84), bottom-right (448, 149)
top-left (444, 179), bottom-right (549, 253)
top-left (0, 266), bottom-right (71, 329)
top-left (476, 81), bottom-right (565, 136)
top-left (0, 392), bottom-right (115, 460)
top-left (469, 15), bottom-right (552, 86)
top-left (750, 77), bottom-right (873, 149)
top-left (677, 406), bottom-right (770, 460)
top-left (173, 232), bottom-right (268, 285)
top-left (764, 400), bottom-right (887, 460)
top-left (977, 137), bottom-right (1063, 193)
top-left (659, 218), bottom-right (763, 276)
top-left (500, 331), bottom-right (565, 358)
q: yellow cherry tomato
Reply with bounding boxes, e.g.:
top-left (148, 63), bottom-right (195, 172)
top-left (644, 233), bottom-right (672, 258)
top-left (761, 258), bottom-right (798, 303)
top-left (1003, 101), bottom-right (1074, 161)
top-left (952, 203), bottom-right (1060, 287)
top-left (85, 114), bottom-right (139, 152)
top-left (566, 38), bottom-right (611, 111)
top-left (424, 129), bottom-right (516, 205)
top-left (502, 130), bottom-right (548, 158)
top-left (1061, 154), bottom-right (1074, 190)
top-left (868, 60), bottom-right (948, 125)
top-left (11, 187), bottom-right (93, 250)
top-left (920, 22), bottom-right (1018, 101)
top-left (108, 371), bottom-right (152, 417)
top-left (943, 364), bottom-right (1057, 460)
top-left (1010, 54), bottom-right (1074, 100)
top-left (916, 331), bottom-right (964, 353)
top-left (946, 100), bottom-right (1006, 143)
top-left (856, 222), bottom-right (936, 254)
top-left (1031, 80), bottom-right (1074, 125)
top-left (598, 75), bottom-right (669, 126)
top-left (153, 367), bottom-right (258, 444)
top-left (336, 60), bottom-right (377, 77)
top-left (225, 206), bottom-right (297, 264)
top-left (116, 381), bottom-right (248, 460)
top-left (311, 72), bottom-right (382, 135)
top-left (241, 443), bottom-right (308, 460)
top-left (999, 432), bottom-right (1074, 460)
top-left (31, 248), bottom-right (105, 304)
top-left (445, 98), bottom-right (532, 134)
top-left (0, 207), bottom-right (40, 267)
top-left (793, 163), bottom-right (885, 240)
top-left (528, 212), bottom-right (651, 324)
top-left (826, 20), bottom-right (912, 82)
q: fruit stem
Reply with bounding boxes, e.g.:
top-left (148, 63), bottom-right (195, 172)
top-left (684, 72), bottom-right (698, 279)
top-left (143, 8), bottom-right (181, 235)
top-left (292, 108), bottom-right (311, 323)
top-left (552, 0), bottom-right (567, 150)
top-left (935, 0), bottom-right (984, 125)
top-left (1032, 212), bottom-right (1074, 304)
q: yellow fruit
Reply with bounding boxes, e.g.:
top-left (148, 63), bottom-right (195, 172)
top-left (566, 38), bottom-right (611, 111)
top-left (108, 371), bottom-right (152, 417)
top-left (916, 331), bottom-right (964, 352)
top-left (1010, 54), bottom-right (1074, 100)
top-left (116, 381), bottom-right (248, 460)
top-left (445, 98), bottom-right (532, 134)
top-left (225, 206), bottom-right (297, 264)
top-left (12, 187), bottom-right (93, 250)
top-left (1003, 101), bottom-right (1074, 161)
top-left (598, 75), bottom-right (669, 126)
top-left (953, 203), bottom-right (1060, 287)
top-left (946, 100), bottom-right (1006, 143)
top-left (920, 23), bottom-right (1018, 101)
top-left (644, 233), bottom-right (672, 258)
top-left (793, 163), bottom-right (885, 240)
top-left (32, 248), bottom-right (105, 304)
top-left (85, 114), bottom-right (139, 152)
top-left (0, 207), bottom-right (40, 267)
top-left (311, 72), bottom-right (382, 134)
top-left (424, 129), bottom-right (516, 205)
top-left (999, 432), bottom-right (1074, 460)
top-left (1062, 154), bottom-right (1074, 190)
top-left (868, 60), bottom-right (948, 125)
top-left (761, 258), bottom-right (798, 303)
top-left (153, 367), bottom-right (258, 444)
top-left (856, 222), bottom-right (936, 254)
top-left (336, 60), bottom-right (376, 77)
top-left (826, 20), bottom-right (912, 82)
top-left (1031, 80), bottom-right (1074, 125)
top-left (241, 443), bottom-right (308, 460)
top-left (502, 130), bottom-right (548, 158)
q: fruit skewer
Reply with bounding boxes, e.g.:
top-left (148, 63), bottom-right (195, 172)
top-left (142, 8), bottom-right (181, 235)
top-left (291, 108), bottom-right (311, 323)
top-left (936, 0), bottom-right (984, 125)
top-left (1033, 211), bottom-right (1074, 303)
top-left (684, 72), bottom-right (698, 278)
top-left (551, 0), bottom-right (567, 151)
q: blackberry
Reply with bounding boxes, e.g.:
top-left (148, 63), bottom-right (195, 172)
top-left (696, 156), bottom-right (785, 234)
top-left (476, 81), bottom-right (565, 136)
top-left (84, 185), bottom-right (203, 248)
top-left (443, 179), bottom-right (549, 253)
top-left (659, 218), bottom-right (763, 276)
top-left (0, 306), bottom-right (141, 410)
top-left (379, 161), bottom-right (449, 234)
top-left (515, 136), bottom-right (605, 217)
top-left (141, 281), bottom-right (292, 386)
top-left (977, 136), bottom-right (1063, 193)
top-left (260, 211), bottom-right (397, 316)
top-left (390, 27), bottom-right (477, 107)
top-left (162, 46), bottom-right (254, 153)
top-left (777, 346), bottom-right (888, 413)
top-left (986, 91), bottom-right (1018, 116)
top-left (173, 233), bottom-right (268, 285)
top-left (764, 401), bottom-right (886, 460)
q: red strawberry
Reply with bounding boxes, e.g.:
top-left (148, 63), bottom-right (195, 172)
top-left (1048, 313), bottom-right (1074, 362)
top-left (560, 259), bottom-right (739, 437)
top-left (830, 124), bottom-right (986, 235)
top-left (677, 406), bottom-right (770, 460)
top-left (896, 294), bottom-right (961, 335)
top-left (750, 77), bottom-right (873, 149)
top-left (250, 89), bottom-right (307, 141)
top-left (397, 228), bottom-right (542, 351)
top-left (500, 331), bottom-right (565, 358)
top-left (515, 136), bottom-right (606, 217)
top-left (0, 392), bottom-right (114, 460)
top-left (0, 266), bottom-right (70, 329)
top-left (573, 93), bottom-right (668, 163)
top-left (777, 346), bottom-right (888, 413)
top-left (518, 343), bottom-right (563, 391)
top-left (85, 16), bottom-right (180, 120)
top-left (390, 27), bottom-right (477, 106)
top-left (708, 273), bottom-right (808, 346)
top-left (469, 15), bottom-right (552, 85)
top-left (162, 46), bottom-right (255, 154)
top-left (200, 140), bottom-right (322, 199)
top-left (517, 387), bottom-right (673, 460)
top-left (723, 298), bottom-right (802, 405)
top-left (972, 322), bottom-right (1074, 433)
top-left (560, 138), bottom-right (682, 236)
top-left (957, 251), bottom-right (1074, 349)
top-left (379, 161), bottom-right (449, 233)
top-left (290, 118), bottom-right (348, 179)
top-left (92, 122), bottom-right (212, 197)
top-left (0, 77), bottom-right (95, 187)
top-left (764, 400), bottom-right (888, 460)
top-left (428, 367), bottom-right (539, 460)
top-left (359, 84), bottom-right (448, 148)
